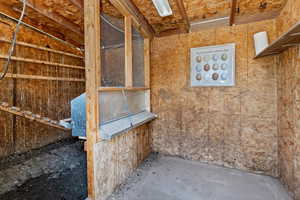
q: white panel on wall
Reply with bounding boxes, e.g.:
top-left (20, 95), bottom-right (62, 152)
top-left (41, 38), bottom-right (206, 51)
top-left (190, 43), bottom-right (236, 87)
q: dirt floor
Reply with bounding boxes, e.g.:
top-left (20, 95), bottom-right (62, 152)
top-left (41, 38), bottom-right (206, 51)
top-left (0, 138), bottom-right (87, 200)
top-left (0, 142), bottom-right (293, 200)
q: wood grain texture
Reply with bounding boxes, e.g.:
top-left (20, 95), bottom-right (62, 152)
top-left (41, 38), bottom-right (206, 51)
top-left (84, 0), bottom-right (101, 198)
top-left (150, 19), bottom-right (279, 177)
top-left (125, 16), bottom-right (133, 87)
top-left (276, 0), bottom-right (300, 199)
top-left (94, 124), bottom-right (151, 200)
top-left (0, 17), bottom-right (85, 158)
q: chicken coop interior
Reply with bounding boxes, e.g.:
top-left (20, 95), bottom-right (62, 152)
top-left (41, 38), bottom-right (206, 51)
top-left (0, 0), bottom-right (300, 200)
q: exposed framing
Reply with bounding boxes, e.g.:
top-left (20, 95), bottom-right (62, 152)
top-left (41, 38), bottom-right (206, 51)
top-left (84, 0), bottom-right (101, 199)
top-left (125, 16), bottom-right (133, 87)
top-left (229, 0), bottom-right (237, 26)
top-left (84, 0), bottom-right (152, 198)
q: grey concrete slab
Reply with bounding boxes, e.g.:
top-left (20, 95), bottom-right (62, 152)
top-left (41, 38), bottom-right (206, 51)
top-left (108, 155), bottom-right (293, 200)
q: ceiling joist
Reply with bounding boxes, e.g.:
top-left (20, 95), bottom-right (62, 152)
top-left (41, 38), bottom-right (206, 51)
top-left (109, 0), bottom-right (155, 38)
top-left (229, 0), bottom-right (237, 26)
top-left (69, 0), bottom-right (83, 10)
top-left (22, 0), bottom-right (84, 37)
top-left (174, 0), bottom-right (190, 33)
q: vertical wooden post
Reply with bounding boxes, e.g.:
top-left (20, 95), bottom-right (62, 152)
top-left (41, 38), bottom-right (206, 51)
top-left (84, 0), bottom-right (101, 199)
top-left (144, 38), bottom-right (151, 112)
top-left (125, 16), bottom-right (133, 87)
top-left (144, 38), bottom-right (150, 88)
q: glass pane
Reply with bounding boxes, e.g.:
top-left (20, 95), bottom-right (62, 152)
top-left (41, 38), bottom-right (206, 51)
top-left (100, 13), bottom-right (125, 87)
top-left (132, 26), bottom-right (145, 87)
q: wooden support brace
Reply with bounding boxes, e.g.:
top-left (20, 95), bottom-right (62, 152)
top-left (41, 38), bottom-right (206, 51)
top-left (0, 55), bottom-right (85, 70)
top-left (0, 38), bottom-right (84, 59)
top-left (84, 0), bottom-right (101, 198)
top-left (125, 16), bottom-right (133, 87)
top-left (98, 87), bottom-right (149, 92)
top-left (4, 73), bottom-right (85, 82)
top-left (0, 102), bottom-right (70, 131)
top-left (144, 38), bottom-right (151, 112)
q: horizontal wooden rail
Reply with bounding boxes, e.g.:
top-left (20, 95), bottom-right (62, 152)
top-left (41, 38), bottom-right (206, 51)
top-left (0, 102), bottom-right (71, 131)
top-left (0, 55), bottom-right (85, 70)
top-left (98, 87), bottom-right (149, 92)
top-left (0, 38), bottom-right (84, 59)
top-left (5, 73), bottom-right (85, 82)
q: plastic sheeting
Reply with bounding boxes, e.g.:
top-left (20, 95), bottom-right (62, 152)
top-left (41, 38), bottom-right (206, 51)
top-left (71, 90), bottom-right (156, 140)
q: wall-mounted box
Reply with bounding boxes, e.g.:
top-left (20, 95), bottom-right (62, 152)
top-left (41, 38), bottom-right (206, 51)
top-left (190, 43), bottom-right (235, 87)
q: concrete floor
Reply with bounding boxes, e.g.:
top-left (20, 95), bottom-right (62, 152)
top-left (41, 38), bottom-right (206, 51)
top-left (109, 154), bottom-right (292, 200)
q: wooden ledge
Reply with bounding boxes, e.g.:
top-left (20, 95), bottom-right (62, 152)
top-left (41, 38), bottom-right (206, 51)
top-left (98, 87), bottom-right (149, 92)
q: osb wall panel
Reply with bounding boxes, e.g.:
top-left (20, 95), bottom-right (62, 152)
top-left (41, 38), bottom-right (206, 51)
top-left (276, 0), bottom-right (300, 198)
top-left (94, 124), bottom-right (151, 200)
top-left (276, 0), bottom-right (300, 36)
top-left (150, 19), bottom-right (279, 176)
top-left (0, 18), bottom-right (85, 158)
top-left (277, 47), bottom-right (300, 200)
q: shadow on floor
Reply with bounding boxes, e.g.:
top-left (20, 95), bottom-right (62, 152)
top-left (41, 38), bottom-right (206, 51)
top-left (0, 139), bottom-right (87, 200)
top-left (108, 154), bottom-right (293, 200)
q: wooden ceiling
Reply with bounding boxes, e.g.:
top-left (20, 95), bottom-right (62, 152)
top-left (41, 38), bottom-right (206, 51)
top-left (0, 0), bottom-right (287, 47)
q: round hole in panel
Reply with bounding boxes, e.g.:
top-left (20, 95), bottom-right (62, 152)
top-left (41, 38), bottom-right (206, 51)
top-left (204, 73), bottom-right (211, 81)
top-left (221, 73), bottom-right (228, 80)
top-left (195, 64), bottom-right (202, 72)
top-left (203, 64), bottom-right (210, 71)
top-left (212, 54), bottom-right (218, 61)
top-left (212, 64), bottom-right (219, 71)
top-left (221, 53), bottom-right (228, 61)
top-left (196, 56), bottom-right (202, 63)
top-left (204, 55), bottom-right (211, 62)
top-left (196, 73), bottom-right (202, 81)
top-left (212, 73), bottom-right (219, 80)
top-left (221, 63), bottom-right (228, 70)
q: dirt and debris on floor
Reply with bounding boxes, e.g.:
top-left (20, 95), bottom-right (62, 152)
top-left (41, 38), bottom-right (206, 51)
top-left (0, 138), bottom-right (87, 200)
top-left (108, 153), bottom-right (293, 200)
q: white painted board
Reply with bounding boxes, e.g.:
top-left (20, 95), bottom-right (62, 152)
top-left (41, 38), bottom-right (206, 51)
top-left (190, 43), bottom-right (235, 87)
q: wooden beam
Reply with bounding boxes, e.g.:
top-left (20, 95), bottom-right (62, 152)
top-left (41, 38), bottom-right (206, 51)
top-left (0, 102), bottom-right (71, 131)
top-left (69, 0), bottom-right (83, 10)
top-left (109, 0), bottom-right (155, 38)
top-left (174, 0), bottom-right (190, 33)
top-left (98, 87), bottom-right (149, 92)
top-left (23, 0), bottom-right (84, 37)
top-left (235, 10), bottom-right (280, 25)
top-left (0, 38), bottom-right (83, 58)
top-left (5, 73), bottom-right (85, 82)
top-left (229, 0), bottom-right (237, 26)
top-left (144, 38), bottom-right (151, 112)
top-left (125, 16), bottom-right (133, 87)
top-left (0, 55), bottom-right (85, 70)
top-left (190, 16), bottom-right (229, 32)
top-left (84, 0), bottom-right (101, 198)
top-left (144, 38), bottom-right (150, 88)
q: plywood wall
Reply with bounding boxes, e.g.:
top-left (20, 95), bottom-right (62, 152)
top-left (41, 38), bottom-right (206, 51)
top-left (150, 19), bottom-right (279, 176)
top-left (93, 124), bottom-right (152, 200)
top-left (276, 0), bottom-right (300, 199)
top-left (0, 17), bottom-right (85, 158)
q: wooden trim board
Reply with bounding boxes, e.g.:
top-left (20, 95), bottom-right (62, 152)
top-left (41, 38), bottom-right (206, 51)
top-left (0, 55), bottom-right (85, 70)
top-left (84, 0), bottom-right (101, 198)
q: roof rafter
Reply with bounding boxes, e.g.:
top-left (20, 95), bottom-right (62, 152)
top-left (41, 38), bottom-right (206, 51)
top-left (22, 0), bottom-right (84, 37)
top-left (109, 0), bottom-right (155, 38)
top-left (229, 0), bottom-right (237, 26)
top-left (174, 0), bottom-right (190, 33)
top-left (69, 0), bottom-right (83, 10)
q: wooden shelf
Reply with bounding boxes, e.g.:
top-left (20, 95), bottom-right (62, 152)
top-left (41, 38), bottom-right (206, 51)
top-left (0, 102), bottom-right (71, 131)
top-left (98, 87), bottom-right (149, 92)
top-left (255, 22), bottom-right (300, 58)
top-left (0, 55), bottom-right (85, 70)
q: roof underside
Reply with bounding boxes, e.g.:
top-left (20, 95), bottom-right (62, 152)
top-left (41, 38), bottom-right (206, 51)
top-left (0, 0), bottom-right (288, 47)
